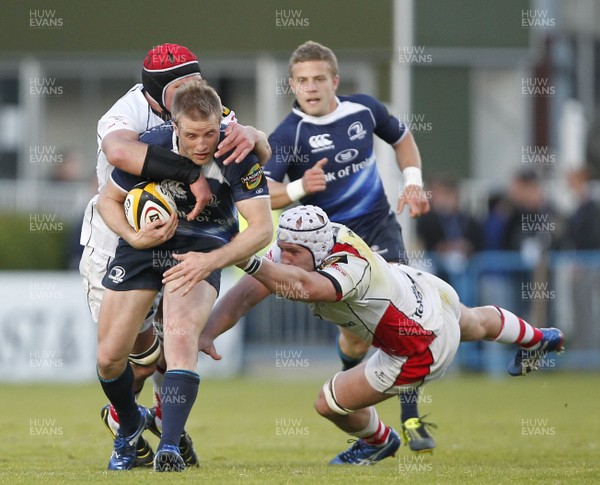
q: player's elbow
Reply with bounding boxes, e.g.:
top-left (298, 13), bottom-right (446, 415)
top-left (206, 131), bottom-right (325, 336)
top-left (102, 139), bottom-right (129, 168)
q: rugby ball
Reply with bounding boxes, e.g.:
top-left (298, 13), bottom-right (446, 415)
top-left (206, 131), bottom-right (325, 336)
top-left (124, 181), bottom-right (177, 231)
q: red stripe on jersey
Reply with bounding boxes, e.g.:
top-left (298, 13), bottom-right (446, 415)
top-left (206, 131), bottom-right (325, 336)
top-left (331, 242), bottom-right (362, 259)
top-left (394, 348), bottom-right (435, 386)
top-left (372, 303), bottom-right (436, 357)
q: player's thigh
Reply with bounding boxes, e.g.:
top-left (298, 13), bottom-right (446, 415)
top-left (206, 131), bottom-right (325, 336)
top-left (327, 362), bottom-right (393, 411)
top-left (163, 269), bottom-right (219, 333)
top-left (338, 327), bottom-right (370, 356)
top-left (98, 288), bottom-right (158, 360)
top-left (164, 282), bottom-right (217, 331)
top-left (162, 280), bottom-right (217, 365)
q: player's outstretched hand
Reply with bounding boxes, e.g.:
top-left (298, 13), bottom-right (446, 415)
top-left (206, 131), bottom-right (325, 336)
top-left (188, 175), bottom-right (212, 221)
top-left (215, 123), bottom-right (255, 165)
top-left (128, 212), bottom-right (177, 249)
top-left (397, 185), bottom-right (430, 217)
top-left (162, 251), bottom-right (215, 296)
top-left (198, 336), bottom-right (222, 360)
top-left (302, 158), bottom-right (328, 194)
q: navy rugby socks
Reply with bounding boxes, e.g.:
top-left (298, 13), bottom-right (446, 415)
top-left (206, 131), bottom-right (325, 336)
top-left (158, 369), bottom-right (200, 449)
top-left (399, 389), bottom-right (420, 421)
top-left (98, 362), bottom-right (140, 437)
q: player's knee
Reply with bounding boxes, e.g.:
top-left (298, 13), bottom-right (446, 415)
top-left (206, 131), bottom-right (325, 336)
top-left (316, 373), bottom-right (353, 418)
top-left (129, 336), bottom-right (161, 379)
top-left (314, 391), bottom-right (332, 418)
top-left (96, 350), bottom-right (127, 379)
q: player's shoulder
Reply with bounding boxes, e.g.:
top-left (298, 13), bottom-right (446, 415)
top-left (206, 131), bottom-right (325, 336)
top-left (319, 224), bottom-right (356, 265)
top-left (222, 106), bottom-right (236, 124)
top-left (339, 93), bottom-right (383, 110)
top-left (327, 223), bottom-right (372, 261)
top-left (214, 124), bottom-right (259, 169)
top-left (331, 223), bottom-right (354, 244)
top-left (105, 84), bottom-right (146, 112)
top-left (272, 109), bottom-right (302, 135)
top-left (139, 121), bottom-right (174, 146)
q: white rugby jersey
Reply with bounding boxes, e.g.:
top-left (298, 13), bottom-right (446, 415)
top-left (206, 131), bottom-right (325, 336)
top-left (268, 224), bottom-right (446, 358)
top-left (80, 83), bottom-right (236, 255)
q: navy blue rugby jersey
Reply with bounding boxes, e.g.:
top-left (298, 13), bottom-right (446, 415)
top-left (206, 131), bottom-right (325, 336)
top-left (110, 121), bottom-right (268, 246)
top-left (264, 94), bottom-right (407, 235)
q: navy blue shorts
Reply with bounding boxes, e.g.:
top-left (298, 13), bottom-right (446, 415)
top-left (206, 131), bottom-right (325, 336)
top-left (356, 211), bottom-right (407, 264)
top-left (102, 237), bottom-right (222, 294)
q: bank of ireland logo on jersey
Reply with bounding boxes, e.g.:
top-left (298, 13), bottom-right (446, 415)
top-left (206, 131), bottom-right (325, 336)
top-left (308, 134), bottom-right (335, 153)
top-left (108, 266), bottom-right (126, 284)
top-left (348, 121), bottom-right (367, 141)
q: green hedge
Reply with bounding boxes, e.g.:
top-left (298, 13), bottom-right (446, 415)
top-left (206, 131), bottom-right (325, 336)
top-left (0, 214), bottom-right (72, 269)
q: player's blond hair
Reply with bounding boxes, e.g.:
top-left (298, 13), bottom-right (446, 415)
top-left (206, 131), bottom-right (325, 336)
top-left (288, 41), bottom-right (338, 77)
top-left (171, 79), bottom-right (222, 123)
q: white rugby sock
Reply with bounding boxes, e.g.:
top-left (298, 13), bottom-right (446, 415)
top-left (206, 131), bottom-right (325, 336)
top-left (491, 306), bottom-right (543, 348)
top-left (354, 407), bottom-right (391, 445)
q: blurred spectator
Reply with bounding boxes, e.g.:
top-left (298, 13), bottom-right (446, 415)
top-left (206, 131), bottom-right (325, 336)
top-left (416, 174), bottom-right (482, 281)
top-left (481, 192), bottom-right (511, 251)
top-left (503, 169), bottom-right (562, 259)
top-left (562, 166), bottom-right (600, 351)
top-left (48, 148), bottom-right (86, 182)
top-left (564, 166), bottom-right (600, 250)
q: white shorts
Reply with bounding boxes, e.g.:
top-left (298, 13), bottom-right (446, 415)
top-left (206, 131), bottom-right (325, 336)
top-left (79, 244), bottom-right (155, 332)
top-left (364, 273), bottom-right (461, 394)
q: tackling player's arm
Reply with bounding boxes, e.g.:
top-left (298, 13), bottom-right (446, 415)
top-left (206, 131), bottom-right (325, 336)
top-left (101, 130), bottom-right (147, 175)
top-left (97, 176), bottom-right (177, 249)
top-left (238, 257), bottom-right (338, 303)
top-left (103, 128), bottom-right (210, 221)
top-left (199, 275), bottom-right (271, 360)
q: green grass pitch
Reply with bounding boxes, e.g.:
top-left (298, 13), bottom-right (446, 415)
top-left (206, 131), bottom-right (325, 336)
top-left (0, 373), bottom-right (599, 484)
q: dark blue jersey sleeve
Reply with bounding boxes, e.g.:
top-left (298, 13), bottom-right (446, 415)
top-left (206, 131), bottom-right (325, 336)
top-left (110, 167), bottom-right (141, 192)
top-left (348, 94), bottom-right (407, 145)
top-left (263, 113), bottom-right (298, 182)
top-left (139, 121), bottom-right (175, 147)
top-left (218, 153), bottom-right (269, 202)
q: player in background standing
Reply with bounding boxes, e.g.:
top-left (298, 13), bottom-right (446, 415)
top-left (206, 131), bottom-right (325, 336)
top-left (96, 80), bottom-right (272, 471)
top-left (262, 41), bottom-right (432, 451)
top-left (183, 205), bottom-right (564, 465)
top-left (79, 43), bottom-right (271, 466)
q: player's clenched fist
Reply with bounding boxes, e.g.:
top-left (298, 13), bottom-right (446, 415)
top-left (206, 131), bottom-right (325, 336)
top-left (302, 158), bottom-right (328, 194)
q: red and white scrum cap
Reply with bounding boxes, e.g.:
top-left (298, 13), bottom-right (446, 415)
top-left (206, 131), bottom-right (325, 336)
top-left (277, 205), bottom-right (334, 268)
top-left (142, 43), bottom-right (201, 113)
